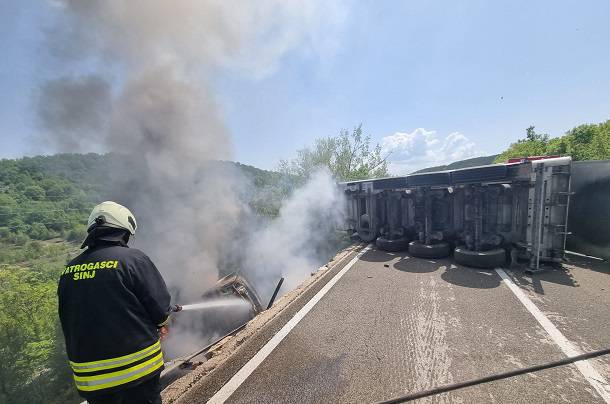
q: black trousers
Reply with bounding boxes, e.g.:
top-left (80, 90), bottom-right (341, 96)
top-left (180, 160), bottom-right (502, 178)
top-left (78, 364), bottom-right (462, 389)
top-left (86, 374), bottom-right (161, 404)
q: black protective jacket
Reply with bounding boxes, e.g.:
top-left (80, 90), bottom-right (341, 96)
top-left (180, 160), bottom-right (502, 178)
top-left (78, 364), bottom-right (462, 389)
top-left (57, 240), bottom-right (171, 398)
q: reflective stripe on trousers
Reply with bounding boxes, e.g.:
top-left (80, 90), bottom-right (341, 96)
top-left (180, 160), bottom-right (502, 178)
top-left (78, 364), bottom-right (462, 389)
top-left (69, 341), bottom-right (164, 392)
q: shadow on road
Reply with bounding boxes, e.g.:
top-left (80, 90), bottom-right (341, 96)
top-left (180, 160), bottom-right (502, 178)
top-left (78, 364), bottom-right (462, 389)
top-left (359, 248), bottom-right (404, 263)
top-left (565, 254), bottom-right (610, 276)
top-left (440, 264), bottom-right (501, 289)
top-left (506, 264), bottom-right (579, 295)
top-left (361, 246), bottom-right (502, 288)
top-left (361, 246), bottom-right (586, 291)
top-left (393, 256), bottom-right (443, 273)
top-left (379, 248), bottom-right (502, 289)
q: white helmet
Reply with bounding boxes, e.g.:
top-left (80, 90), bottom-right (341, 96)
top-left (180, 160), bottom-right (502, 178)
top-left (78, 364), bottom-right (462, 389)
top-left (87, 201), bottom-right (137, 235)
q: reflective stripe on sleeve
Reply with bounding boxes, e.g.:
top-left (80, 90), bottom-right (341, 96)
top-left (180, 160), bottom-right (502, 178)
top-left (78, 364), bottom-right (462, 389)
top-left (69, 341), bottom-right (160, 373)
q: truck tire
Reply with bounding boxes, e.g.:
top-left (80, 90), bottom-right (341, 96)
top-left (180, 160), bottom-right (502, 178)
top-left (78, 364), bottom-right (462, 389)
top-left (376, 237), bottom-right (409, 252)
top-left (408, 241), bottom-right (451, 259)
top-left (454, 247), bottom-right (506, 269)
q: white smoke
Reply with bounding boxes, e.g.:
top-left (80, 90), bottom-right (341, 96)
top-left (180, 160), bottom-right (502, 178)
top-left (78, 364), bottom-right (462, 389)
top-left (242, 169), bottom-right (346, 301)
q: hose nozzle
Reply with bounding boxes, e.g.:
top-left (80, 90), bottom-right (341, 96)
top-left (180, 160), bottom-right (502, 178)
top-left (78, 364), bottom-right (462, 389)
top-left (171, 304), bottom-right (183, 312)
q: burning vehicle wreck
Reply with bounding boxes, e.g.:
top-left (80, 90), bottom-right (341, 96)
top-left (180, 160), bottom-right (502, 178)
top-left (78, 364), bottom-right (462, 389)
top-left (343, 157), bottom-right (572, 270)
top-left (163, 272), bottom-right (282, 361)
top-left (160, 272), bottom-right (282, 386)
top-left (200, 273), bottom-right (265, 314)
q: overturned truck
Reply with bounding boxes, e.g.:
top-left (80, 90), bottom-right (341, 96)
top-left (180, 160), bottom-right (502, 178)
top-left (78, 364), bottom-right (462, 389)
top-left (344, 157), bottom-right (572, 270)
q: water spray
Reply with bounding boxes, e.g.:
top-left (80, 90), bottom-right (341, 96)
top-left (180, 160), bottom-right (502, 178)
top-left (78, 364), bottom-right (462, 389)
top-left (169, 276), bottom-right (284, 316)
top-left (170, 299), bottom-right (253, 313)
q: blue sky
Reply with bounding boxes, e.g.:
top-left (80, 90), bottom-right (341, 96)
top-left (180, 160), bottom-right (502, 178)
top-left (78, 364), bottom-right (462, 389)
top-left (1, 1), bottom-right (609, 173)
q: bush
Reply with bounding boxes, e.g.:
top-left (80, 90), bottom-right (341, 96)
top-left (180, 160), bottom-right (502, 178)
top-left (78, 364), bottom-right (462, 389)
top-left (66, 224), bottom-right (87, 243)
top-left (11, 232), bottom-right (29, 246)
top-left (0, 267), bottom-right (80, 404)
top-left (0, 227), bottom-right (10, 240)
top-left (0, 195), bottom-right (17, 227)
top-left (28, 223), bottom-right (51, 240)
top-left (23, 185), bottom-right (45, 201)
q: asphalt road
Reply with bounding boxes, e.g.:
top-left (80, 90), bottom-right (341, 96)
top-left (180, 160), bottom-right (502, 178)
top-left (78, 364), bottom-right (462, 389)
top-left (181, 247), bottom-right (610, 404)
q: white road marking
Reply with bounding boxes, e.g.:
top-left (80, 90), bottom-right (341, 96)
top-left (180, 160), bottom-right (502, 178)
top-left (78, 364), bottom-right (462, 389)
top-left (207, 244), bottom-right (372, 404)
top-left (496, 268), bottom-right (610, 403)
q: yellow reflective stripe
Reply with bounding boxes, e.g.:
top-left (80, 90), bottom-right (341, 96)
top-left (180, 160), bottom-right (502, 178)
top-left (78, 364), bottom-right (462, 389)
top-left (75, 355), bottom-right (164, 392)
top-left (70, 340), bottom-right (160, 367)
top-left (75, 357), bottom-right (164, 392)
top-left (75, 352), bottom-right (163, 382)
top-left (77, 359), bottom-right (164, 392)
top-left (70, 341), bottom-right (160, 371)
top-left (71, 346), bottom-right (161, 373)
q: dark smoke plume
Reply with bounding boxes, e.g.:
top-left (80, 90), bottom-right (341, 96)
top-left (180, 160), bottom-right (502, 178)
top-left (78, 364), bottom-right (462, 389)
top-left (37, 75), bottom-right (111, 152)
top-left (39, 0), bottom-right (348, 355)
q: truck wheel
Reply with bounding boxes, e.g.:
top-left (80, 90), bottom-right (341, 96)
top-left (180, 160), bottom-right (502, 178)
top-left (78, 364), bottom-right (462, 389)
top-left (454, 247), bottom-right (506, 269)
top-left (376, 237), bottom-right (409, 252)
top-left (408, 241), bottom-right (451, 259)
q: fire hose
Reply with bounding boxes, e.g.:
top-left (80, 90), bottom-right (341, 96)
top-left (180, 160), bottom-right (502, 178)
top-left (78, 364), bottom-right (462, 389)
top-left (375, 348), bottom-right (610, 403)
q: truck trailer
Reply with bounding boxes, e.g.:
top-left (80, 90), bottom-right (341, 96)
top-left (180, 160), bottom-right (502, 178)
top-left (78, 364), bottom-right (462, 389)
top-left (343, 157), bottom-right (572, 270)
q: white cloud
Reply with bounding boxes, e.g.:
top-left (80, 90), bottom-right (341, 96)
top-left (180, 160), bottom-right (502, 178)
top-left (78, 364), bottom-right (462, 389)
top-left (381, 128), bottom-right (482, 174)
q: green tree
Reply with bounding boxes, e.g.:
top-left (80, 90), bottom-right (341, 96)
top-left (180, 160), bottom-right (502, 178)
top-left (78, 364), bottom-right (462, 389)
top-left (0, 264), bottom-right (80, 404)
top-left (279, 124), bottom-right (389, 181)
top-left (495, 126), bottom-right (553, 163)
top-left (522, 125), bottom-right (549, 142)
top-left (495, 120), bottom-right (610, 163)
top-left (545, 136), bottom-right (569, 155)
top-left (28, 223), bottom-right (51, 240)
top-left (0, 194), bottom-right (17, 227)
top-left (23, 185), bottom-right (45, 201)
top-left (590, 120), bottom-right (610, 159)
top-left (66, 224), bottom-right (87, 242)
top-left (563, 123), bottom-right (610, 161)
top-left (0, 267), bottom-right (54, 403)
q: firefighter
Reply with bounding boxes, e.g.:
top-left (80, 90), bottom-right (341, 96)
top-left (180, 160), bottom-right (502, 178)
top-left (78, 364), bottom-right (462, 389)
top-left (58, 201), bottom-right (172, 404)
